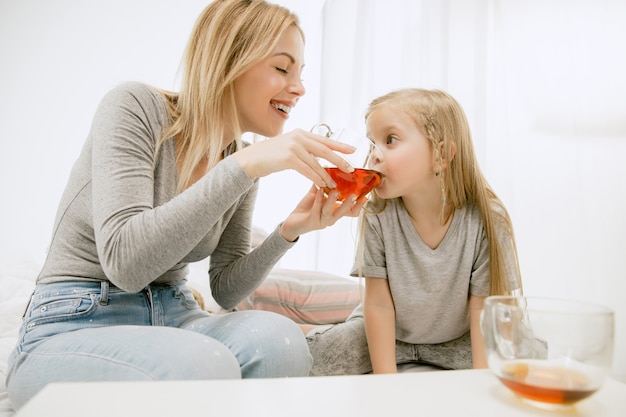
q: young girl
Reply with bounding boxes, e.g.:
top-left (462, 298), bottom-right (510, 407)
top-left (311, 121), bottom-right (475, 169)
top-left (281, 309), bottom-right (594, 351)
top-left (306, 88), bottom-right (522, 375)
top-left (7, 0), bottom-right (364, 409)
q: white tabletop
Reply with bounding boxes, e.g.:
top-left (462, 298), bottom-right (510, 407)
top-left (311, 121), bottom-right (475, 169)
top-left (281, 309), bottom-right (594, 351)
top-left (15, 369), bottom-right (626, 416)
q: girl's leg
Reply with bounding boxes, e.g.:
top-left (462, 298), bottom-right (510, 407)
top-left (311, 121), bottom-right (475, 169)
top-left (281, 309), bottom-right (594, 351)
top-left (6, 325), bottom-right (240, 410)
top-left (306, 316), bottom-right (418, 376)
top-left (306, 316), bottom-right (371, 375)
top-left (183, 310), bottom-right (312, 378)
top-left (415, 331), bottom-right (473, 370)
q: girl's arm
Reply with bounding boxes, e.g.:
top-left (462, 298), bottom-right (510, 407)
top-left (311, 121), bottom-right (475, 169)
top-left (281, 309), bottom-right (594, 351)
top-left (469, 294), bottom-right (488, 368)
top-left (364, 277), bottom-right (397, 373)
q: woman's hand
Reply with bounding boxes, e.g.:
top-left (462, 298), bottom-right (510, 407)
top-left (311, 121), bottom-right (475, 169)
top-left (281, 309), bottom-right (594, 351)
top-left (279, 185), bottom-right (367, 242)
top-left (232, 128), bottom-right (356, 189)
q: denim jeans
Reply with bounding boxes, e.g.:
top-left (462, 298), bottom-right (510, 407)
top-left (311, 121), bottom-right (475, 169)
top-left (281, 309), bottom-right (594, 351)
top-left (6, 280), bottom-right (312, 409)
top-left (306, 315), bottom-right (472, 375)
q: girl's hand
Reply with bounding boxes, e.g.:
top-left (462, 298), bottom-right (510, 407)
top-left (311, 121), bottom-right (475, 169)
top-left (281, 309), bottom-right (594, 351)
top-left (279, 185), bottom-right (367, 242)
top-left (232, 129), bottom-right (356, 189)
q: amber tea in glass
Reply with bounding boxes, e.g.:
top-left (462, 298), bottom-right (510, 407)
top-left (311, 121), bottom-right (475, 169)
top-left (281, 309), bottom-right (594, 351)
top-left (497, 361), bottom-right (599, 406)
top-left (322, 167), bottom-right (382, 201)
top-left (481, 296), bottom-right (614, 410)
top-left (311, 123), bottom-right (382, 202)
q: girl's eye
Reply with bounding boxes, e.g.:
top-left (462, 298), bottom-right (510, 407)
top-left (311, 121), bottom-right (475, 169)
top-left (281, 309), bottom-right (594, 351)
top-left (275, 67), bottom-right (288, 74)
top-left (386, 135), bottom-right (397, 145)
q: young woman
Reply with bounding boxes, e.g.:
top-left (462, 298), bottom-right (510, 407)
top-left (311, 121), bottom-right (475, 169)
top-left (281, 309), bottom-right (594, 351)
top-left (306, 88), bottom-right (522, 375)
top-left (6, 0), bottom-right (365, 409)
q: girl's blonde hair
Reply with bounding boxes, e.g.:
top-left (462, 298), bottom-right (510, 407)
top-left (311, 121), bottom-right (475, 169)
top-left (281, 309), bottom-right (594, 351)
top-left (156, 0), bottom-right (303, 191)
top-left (360, 88), bottom-right (521, 296)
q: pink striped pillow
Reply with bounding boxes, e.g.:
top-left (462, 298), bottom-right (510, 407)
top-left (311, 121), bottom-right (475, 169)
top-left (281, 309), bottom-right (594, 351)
top-left (237, 269), bottom-right (362, 325)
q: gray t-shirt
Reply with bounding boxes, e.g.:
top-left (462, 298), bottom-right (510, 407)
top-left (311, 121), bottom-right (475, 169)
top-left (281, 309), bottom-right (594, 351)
top-left (37, 82), bottom-right (295, 310)
top-left (350, 198), bottom-right (519, 344)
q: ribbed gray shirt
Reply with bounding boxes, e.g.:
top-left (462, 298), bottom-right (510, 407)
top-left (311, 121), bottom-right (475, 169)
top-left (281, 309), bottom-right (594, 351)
top-left (37, 82), bottom-right (295, 309)
top-left (351, 198), bottom-right (520, 344)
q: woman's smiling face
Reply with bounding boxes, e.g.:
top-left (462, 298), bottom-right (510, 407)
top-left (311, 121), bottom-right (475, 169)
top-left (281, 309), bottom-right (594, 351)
top-left (234, 25), bottom-right (305, 137)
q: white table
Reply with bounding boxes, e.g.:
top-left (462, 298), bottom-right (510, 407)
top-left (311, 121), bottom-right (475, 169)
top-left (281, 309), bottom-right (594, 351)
top-left (15, 369), bottom-right (626, 416)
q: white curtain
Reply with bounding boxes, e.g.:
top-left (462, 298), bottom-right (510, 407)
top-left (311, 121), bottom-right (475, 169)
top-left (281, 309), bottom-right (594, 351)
top-left (312, 0), bottom-right (626, 380)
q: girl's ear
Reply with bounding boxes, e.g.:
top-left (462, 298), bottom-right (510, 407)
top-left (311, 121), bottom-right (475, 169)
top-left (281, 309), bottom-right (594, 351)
top-left (433, 141), bottom-right (457, 174)
top-left (442, 141), bottom-right (457, 167)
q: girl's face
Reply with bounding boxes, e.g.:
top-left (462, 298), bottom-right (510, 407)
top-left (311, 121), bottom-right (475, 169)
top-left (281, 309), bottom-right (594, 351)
top-left (366, 105), bottom-right (437, 199)
top-left (234, 25), bottom-right (305, 137)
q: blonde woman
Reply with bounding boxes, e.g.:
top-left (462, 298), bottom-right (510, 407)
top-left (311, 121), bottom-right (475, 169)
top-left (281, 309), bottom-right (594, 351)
top-left (6, 0), bottom-right (364, 409)
top-left (307, 88), bottom-right (522, 375)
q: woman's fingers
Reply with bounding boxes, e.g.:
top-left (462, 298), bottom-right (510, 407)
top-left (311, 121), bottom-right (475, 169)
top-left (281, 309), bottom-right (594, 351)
top-left (289, 143), bottom-right (337, 188)
top-left (319, 190), bottom-right (339, 218)
top-left (348, 195), bottom-right (368, 216)
top-left (265, 130), bottom-right (353, 188)
top-left (233, 128), bottom-right (358, 188)
top-left (318, 191), bottom-right (366, 227)
top-left (289, 131), bottom-right (359, 189)
top-left (302, 131), bottom-right (356, 173)
top-left (281, 185), bottom-right (368, 240)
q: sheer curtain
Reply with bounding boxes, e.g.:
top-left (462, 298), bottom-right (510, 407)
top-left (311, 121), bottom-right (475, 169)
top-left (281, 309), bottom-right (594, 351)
top-left (312, 0), bottom-right (626, 380)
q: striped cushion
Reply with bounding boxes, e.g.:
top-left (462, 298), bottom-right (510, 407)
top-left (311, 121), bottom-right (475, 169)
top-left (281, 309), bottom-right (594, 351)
top-left (237, 269), bottom-right (362, 324)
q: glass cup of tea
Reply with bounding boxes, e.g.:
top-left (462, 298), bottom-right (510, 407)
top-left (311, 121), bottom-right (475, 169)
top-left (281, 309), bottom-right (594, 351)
top-left (480, 296), bottom-right (614, 410)
top-left (310, 123), bottom-right (382, 202)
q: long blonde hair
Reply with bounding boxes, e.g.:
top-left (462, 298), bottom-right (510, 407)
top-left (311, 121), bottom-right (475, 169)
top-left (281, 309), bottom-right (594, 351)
top-left (360, 88), bottom-right (521, 296)
top-left (156, 0), bottom-right (303, 191)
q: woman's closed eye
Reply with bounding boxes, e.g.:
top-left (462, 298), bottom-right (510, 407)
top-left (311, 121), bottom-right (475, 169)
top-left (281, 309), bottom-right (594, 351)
top-left (275, 67), bottom-right (288, 74)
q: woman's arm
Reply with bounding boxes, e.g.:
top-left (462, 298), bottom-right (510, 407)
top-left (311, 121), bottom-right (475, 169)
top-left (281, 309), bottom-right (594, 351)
top-left (364, 277), bottom-right (397, 373)
top-left (210, 185), bottom-right (366, 310)
top-left (91, 84), bottom-right (258, 292)
top-left (209, 186), bottom-right (298, 309)
top-left (469, 294), bottom-right (488, 368)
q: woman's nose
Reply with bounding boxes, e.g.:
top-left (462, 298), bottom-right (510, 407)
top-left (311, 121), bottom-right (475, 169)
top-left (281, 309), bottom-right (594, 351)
top-left (289, 76), bottom-right (305, 97)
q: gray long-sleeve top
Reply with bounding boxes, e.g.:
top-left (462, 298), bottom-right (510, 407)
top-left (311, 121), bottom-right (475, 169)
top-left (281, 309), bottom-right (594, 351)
top-left (37, 82), bottom-right (295, 309)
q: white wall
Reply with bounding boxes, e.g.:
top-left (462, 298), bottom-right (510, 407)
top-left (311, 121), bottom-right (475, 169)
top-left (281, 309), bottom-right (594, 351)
top-left (0, 0), bottom-right (200, 268)
top-left (0, 0), bottom-right (324, 273)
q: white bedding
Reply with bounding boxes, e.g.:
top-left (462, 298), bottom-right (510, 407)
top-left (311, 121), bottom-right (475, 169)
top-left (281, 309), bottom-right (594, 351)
top-left (0, 271), bottom-right (37, 417)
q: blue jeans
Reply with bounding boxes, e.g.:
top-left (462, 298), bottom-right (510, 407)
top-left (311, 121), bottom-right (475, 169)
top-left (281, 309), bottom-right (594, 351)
top-left (6, 280), bottom-right (312, 409)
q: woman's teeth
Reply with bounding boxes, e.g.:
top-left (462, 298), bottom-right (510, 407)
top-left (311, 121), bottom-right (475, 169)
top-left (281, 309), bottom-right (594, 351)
top-left (272, 102), bottom-right (291, 114)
